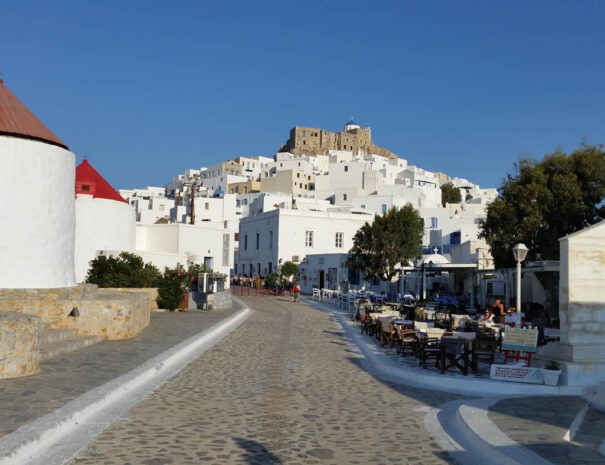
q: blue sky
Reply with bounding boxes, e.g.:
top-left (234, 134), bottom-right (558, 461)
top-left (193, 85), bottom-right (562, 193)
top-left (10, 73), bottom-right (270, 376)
top-left (1, 1), bottom-right (604, 190)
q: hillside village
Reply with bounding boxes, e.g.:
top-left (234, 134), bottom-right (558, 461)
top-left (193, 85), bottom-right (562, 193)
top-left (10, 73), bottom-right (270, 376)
top-left (109, 119), bottom-right (498, 304)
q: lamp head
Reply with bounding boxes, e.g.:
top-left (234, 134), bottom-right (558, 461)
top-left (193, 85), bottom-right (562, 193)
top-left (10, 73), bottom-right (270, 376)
top-left (512, 243), bottom-right (529, 262)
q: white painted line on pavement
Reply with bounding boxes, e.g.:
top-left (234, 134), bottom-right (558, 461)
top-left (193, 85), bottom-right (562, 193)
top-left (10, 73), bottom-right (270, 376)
top-left (0, 303), bottom-right (252, 465)
top-left (563, 402), bottom-right (589, 442)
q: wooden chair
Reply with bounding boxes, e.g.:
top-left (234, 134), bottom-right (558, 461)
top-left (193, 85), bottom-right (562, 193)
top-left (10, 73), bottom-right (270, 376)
top-left (379, 317), bottom-right (399, 347)
top-left (440, 338), bottom-right (469, 375)
top-left (471, 336), bottom-right (498, 373)
top-left (396, 327), bottom-right (417, 356)
top-left (417, 333), bottom-right (441, 369)
top-left (359, 308), bottom-right (373, 335)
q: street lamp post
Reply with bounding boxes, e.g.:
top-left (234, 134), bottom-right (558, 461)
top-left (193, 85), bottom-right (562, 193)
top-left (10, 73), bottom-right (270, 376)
top-left (512, 243), bottom-right (529, 318)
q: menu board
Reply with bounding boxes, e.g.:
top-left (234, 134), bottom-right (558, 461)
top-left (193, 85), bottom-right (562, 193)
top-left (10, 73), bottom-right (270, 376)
top-left (502, 328), bottom-right (538, 353)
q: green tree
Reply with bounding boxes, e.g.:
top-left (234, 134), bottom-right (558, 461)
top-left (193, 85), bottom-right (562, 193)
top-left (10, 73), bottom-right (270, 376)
top-left (441, 182), bottom-right (462, 207)
top-left (280, 261), bottom-right (299, 281)
top-left (85, 252), bottom-right (161, 288)
top-left (480, 144), bottom-right (605, 268)
top-left (346, 205), bottom-right (424, 281)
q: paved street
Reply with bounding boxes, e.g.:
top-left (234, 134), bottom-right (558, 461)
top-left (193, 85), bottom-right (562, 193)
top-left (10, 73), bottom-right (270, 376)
top-left (0, 309), bottom-right (238, 438)
top-left (69, 295), bottom-right (460, 465)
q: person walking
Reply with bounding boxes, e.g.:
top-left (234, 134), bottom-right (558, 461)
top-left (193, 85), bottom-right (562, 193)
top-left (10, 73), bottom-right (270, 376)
top-left (293, 283), bottom-right (300, 303)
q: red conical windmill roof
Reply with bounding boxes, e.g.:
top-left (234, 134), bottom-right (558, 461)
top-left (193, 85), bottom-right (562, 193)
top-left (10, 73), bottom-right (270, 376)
top-left (76, 159), bottom-right (127, 203)
top-left (0, 75), bottom-right (68, 150)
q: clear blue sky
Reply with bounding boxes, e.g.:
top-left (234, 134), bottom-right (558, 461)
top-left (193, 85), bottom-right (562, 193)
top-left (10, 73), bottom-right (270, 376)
top-left (2, 1), bottom-right (604, 190)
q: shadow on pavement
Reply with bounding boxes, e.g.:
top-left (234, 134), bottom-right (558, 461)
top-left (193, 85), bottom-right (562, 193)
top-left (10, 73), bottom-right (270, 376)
top-left (233, 437), bottom-right (283, 464)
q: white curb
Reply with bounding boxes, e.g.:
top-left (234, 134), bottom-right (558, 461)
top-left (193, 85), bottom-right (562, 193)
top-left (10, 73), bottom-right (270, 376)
top-left (0, 302), bottom-right (252, 465)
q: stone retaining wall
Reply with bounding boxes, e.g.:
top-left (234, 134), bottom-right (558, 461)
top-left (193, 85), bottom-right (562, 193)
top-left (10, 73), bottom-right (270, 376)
top-left (0, 311), bottom-right (41, 379)
top-left (0, 285), bottom-right (154, 341)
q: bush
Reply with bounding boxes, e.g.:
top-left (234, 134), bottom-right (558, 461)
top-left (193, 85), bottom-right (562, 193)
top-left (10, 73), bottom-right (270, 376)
top-left (544, 361), bottom-right (560, 371)
top-left (265, 272), bottom-right (277, 288)
top-left (85, 252), bottom-right (161, 288)
top-left (156, 263), bottom-right (211, 311)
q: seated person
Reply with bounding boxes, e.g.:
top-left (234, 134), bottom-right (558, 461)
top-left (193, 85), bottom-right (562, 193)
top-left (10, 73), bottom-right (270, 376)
top-left (505, 308), bottom-right (524, 326)
top-left (479, 308), bottom-right (494, 323)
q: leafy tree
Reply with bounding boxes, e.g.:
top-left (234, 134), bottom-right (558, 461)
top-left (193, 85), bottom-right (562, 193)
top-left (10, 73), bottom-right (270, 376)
top-left (441, 182), bottom-right (462, 207)
top-left (480, 144), bottom-right (605, 268)
top-left (346, 205), bottom-right (424, 281)
top-left (265, 272), bottom-right (278, 288)
top-left (280, 261), bottom-right (299, 281)
top-left (85, 252), bottom-right (161, 288)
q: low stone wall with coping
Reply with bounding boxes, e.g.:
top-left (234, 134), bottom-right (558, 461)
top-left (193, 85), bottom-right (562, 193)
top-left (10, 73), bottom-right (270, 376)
top-left (0, 311), bottom-right (41, 379)
top-left (0, 285), bottom-right (154, 341)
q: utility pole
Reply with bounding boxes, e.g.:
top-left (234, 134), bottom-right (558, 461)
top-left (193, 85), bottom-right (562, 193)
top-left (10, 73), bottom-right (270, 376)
top-left (184, 182), bottom-right (199, 225)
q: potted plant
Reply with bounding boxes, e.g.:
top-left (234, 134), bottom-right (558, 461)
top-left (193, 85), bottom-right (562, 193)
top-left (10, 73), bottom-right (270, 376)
top-left (542, 361), bottom-right (561, 386)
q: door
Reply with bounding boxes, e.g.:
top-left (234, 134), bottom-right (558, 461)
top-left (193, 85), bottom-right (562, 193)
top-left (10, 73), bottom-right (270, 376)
top-left (319, 269), bottom-right (325, 289)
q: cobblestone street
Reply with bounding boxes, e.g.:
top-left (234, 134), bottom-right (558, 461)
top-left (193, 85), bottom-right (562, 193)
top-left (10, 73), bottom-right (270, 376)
top-left (69, 296), bottom-right (459, 465)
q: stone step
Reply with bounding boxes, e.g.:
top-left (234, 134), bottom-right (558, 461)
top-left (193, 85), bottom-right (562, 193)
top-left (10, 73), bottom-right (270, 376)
top-left (39, 335), bottom-right (104, 361)
top-left (39, 328), bottom-right (78, 346)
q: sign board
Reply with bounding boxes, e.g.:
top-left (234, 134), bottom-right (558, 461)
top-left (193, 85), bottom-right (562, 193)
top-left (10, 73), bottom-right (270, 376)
top-left (490, 364), bottom-right (543, 384)
top-left (502, 328), bottom-right (538, 353)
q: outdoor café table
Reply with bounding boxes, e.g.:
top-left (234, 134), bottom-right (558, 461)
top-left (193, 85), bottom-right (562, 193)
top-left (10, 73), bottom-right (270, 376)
top-left (385, 302), bottom-right (402, 312)
top-left (391, 319), bottom-right (414, 330)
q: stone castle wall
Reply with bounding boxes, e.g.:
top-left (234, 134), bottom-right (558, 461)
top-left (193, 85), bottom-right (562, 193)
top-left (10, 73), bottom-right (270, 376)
top-left (280, 126), bottom-right (396, 159)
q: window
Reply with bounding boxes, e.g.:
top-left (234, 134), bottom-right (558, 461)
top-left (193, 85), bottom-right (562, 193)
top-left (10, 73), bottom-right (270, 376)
top-left (234, 263), bottom-right (238, 274)
top-left (451, 231), bottom-right (461, 245)
top-left (344, 166), bottom-right (348, 172)
top-left (224, 221), bottom-right (228, 229)
top-left (159, 205), bottom-right (164, 211)
top-left (249, 264), bottom-right (253, 276)
top-left (257, 263), bottom-right (261, 275)
top-left (302, 130), bottom-right (306, 136)
top-left (382, 204), bottom-right (387, 213)
top-left (205, 202), bottom-right (209, 210)
top-left (244, 234), bottom-right (248, 250)
top-left (335, 232), bottom-right (343, 248)
top-left (343, 194), bottom-right (347, 201)
top-left (82, 185), bottom-right (90, 191)
top-left (305, 230), bottom-right (313, 247)
top-left (256, 233), bottom-right (260, 249)
top-left (361, 204), bottom-right (366, 209)
top-left (297, 173), bottom-right (300, 178)
top-left (269, 231), bottom-right (273, 248)
top-left (431, 217), bottom-right (438, 228)
top-left (268, 262), bottom-right (272, 273)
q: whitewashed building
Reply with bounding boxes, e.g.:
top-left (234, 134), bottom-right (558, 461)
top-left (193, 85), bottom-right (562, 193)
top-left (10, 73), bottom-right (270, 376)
top-left (0, 78), bottom-right (76, 288)
top-left (235, 208), bottom-right (372, 277)
top-left (75, 160), bottom-right (136, 282)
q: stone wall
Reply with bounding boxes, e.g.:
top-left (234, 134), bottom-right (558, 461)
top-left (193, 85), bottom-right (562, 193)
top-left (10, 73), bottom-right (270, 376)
top-left (0, 285), bottom-right (154, 341)
top-left (0, 311), bottom-right (41, 379)
top-left (280, 126), bottom-right (396, 159)
top-left (205, 291), bottom-right (233, 310)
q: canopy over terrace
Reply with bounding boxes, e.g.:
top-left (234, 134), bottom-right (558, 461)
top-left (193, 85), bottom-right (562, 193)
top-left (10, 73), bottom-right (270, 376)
top-left (400, 262), bottom-right (479, 304)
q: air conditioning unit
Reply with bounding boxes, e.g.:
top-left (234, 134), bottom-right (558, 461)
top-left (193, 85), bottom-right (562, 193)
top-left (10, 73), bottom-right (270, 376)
top-left (292, 255), bottom-right (299, 263)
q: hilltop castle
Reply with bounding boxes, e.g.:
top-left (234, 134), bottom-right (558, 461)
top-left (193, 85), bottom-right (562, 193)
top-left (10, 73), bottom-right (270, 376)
top-left (279, 119), bottom-right (397, 159)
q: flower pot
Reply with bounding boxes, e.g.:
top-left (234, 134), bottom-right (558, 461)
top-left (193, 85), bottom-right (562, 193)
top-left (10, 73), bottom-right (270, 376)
top-left (542, 369), bottom-right (561, 386)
